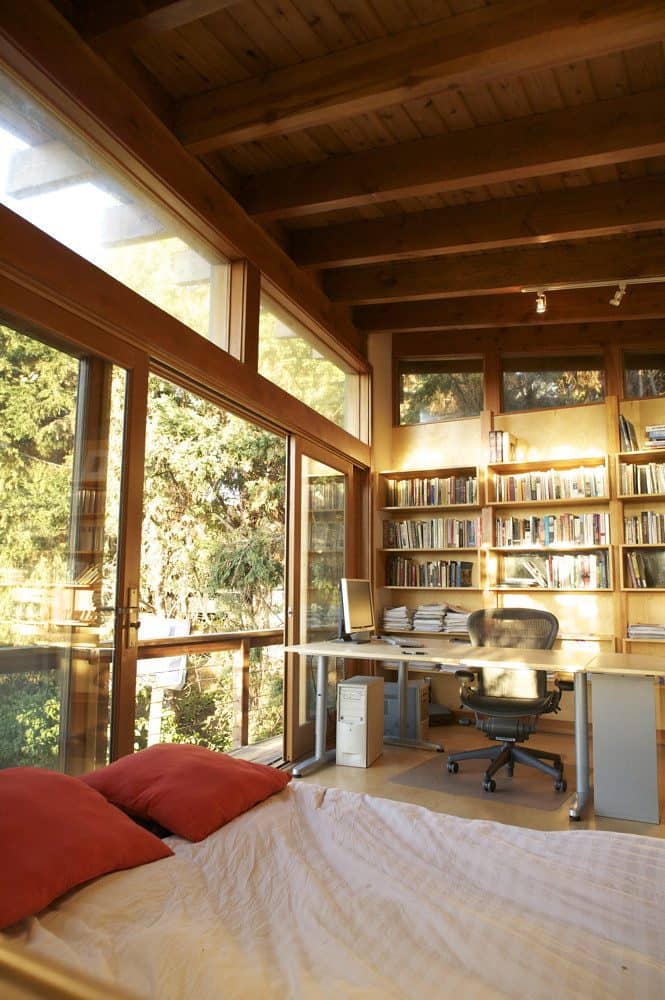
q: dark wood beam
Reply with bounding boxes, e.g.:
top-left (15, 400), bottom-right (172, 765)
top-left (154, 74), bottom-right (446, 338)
top-left (293, 176), bottom-right (665, 270)
top-left (242, 89), bottom-right (665, 220)
top-left (175, 0), bottom-right (665, 153)
top-left (0, 0), bottom-right (366, 362)
top-left (393, 321), bottom-right (665, 355)
top-left (325, 234), bottom-right (665, 304)
top-left (79, 1), bottom-right (240, 46)
top-left (354, 285), bottom-right (665, 331)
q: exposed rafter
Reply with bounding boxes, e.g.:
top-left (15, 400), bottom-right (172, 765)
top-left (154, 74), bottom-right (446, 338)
top-left (241, 90), bottom-right (665, 220)
top-left (174, 0), bottom-right (665, 153)
top-left (292, 176), bottom-right (665, 270)
top-left (324, 233), bottom-right (665, 304)
top-left (353, 285), bottom-right (665, 331)
top-left (78, 0), bottom-right (240, 46)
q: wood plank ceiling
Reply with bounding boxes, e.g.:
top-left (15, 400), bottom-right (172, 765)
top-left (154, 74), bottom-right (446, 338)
top-left (65, 0), bottom-right (665, 350)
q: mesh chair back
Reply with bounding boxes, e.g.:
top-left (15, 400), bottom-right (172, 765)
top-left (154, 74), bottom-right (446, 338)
top-left (467, 608), bottom-right (559, 700)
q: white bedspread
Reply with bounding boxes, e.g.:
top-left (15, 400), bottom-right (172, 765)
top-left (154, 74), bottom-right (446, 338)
top-left (7, 783), bottom-right (665, 998)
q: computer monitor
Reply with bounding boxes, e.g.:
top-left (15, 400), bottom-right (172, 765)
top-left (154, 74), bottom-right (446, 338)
top-left (339, 578), bottom-right (375, 643)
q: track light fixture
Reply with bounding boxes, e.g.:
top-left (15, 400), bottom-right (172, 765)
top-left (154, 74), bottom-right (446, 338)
top-left (609, 281), bottom-right (627, 307)
top-left (535, 290), bottom-right (547, 314)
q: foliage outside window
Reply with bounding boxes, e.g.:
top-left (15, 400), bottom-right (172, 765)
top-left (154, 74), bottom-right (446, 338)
top-left (502, 356), bottom-right (605, 413)
top-left (258, 294), bottom-right (360, 434)
top-left (0, 69), bottom-right (229, 346)
top-left (397, 359), bottom-right (483, 425)
top-left (624, 352), bottom-right (665, 400)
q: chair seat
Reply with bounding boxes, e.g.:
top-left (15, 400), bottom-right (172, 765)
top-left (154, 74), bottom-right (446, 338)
top-left (461, 689), bottom-right (556, 717)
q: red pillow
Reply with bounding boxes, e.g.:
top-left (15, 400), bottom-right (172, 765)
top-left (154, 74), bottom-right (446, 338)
top-left (0, 768), bottom-right (173, 930)
top-left (81, 743), bottom-right (291, 842)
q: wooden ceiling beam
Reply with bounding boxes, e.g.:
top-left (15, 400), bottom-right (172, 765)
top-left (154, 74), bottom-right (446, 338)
top-left (292, 176), bottom-right (665, 270)
top-left (78, 1), bottom-right (240, 47)
top-left (392, 321), bottom-right (665, 355)
top-left (174, 0), bottom-right (665, 153)
top-left (354, 285), bottom-right (665, 332)
top-left (324, 233), bottom-right (665, 304)
top-left (242, 89), bottom-right (665, 220)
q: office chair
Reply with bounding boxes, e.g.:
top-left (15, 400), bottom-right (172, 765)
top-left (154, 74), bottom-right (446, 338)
top-left (447, 608), bottom-right (573, 793)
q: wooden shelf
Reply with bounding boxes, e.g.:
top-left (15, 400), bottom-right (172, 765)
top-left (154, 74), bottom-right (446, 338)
top-left (487, 455), bottom-right (607, 474)
top-left (491, 586), bottom-right (611, 593)
top-left (488, 496), bottom-right (609, 508)
top-left (490, 544), bottom-right (610, 553)
top-left (383, 585), bottom-right (481, 592)
top-left (381, 546), bottom-right (477, 553)
top-left (380, 503), bottom-right (480, 512)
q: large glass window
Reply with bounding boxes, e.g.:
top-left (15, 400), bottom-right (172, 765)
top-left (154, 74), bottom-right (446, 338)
top-left (502, 356), bottom-right (605, 413)
top-left (0, 322), bottom-right (127, 774)
top-left (258, 294), bottom-right (360, 434)
top-left (0, 69), bottom-right (229, 346)
top-left (624, 352), bottom-right (665, 400)
top-left (135, 374), bottom-right (287, 754)
top-left (397, 358), bottom-right (483, 425)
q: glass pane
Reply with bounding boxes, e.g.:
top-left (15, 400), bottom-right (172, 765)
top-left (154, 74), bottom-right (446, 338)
top-left (0, 322), bottom-right (126, 773)
top-left (135, 644), bottom-right (284, 757)
top-left (299, 458), bottom-right (346, 725)
top-left (624, 352), bottom-right (665, 400)
top-left (136, 375), bottom-right (286, 752)
top-left (503, 357), bottom-right (605, 412)
top-left (258, 294), bottom-right (360, 434)
top-left (0, 69), bottom-right (229, 347)
top-left (399, 364), bottom-right (483, 424)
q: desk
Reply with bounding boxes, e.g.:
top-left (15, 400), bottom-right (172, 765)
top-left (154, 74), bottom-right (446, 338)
top-left (285, 640), bottom-right (468, 777)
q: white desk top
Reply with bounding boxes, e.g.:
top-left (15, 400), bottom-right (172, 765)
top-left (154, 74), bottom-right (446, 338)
top-left (586, 651), bottom-right (665, 678)
top-left (285, 641), bottom-right (665, 678)
top-left (284, 639), bottom-right (469, 668)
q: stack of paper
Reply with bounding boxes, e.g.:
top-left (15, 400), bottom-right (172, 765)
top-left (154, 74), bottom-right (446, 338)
top-left (627, 623), bottom-right (665, 639)
top-left (443, 609), bottom-right (471, 635)
top-left (413, 603), bottom-right (446, 632)
top-left (382, 606), bottom-right (413, 631)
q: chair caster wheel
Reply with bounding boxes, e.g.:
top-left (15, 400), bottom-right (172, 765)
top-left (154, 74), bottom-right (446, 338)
top-left (555, 778), bottom-right (567, 793)
top-left (482, 778), bottom-right (496, 793)
top-left (447, 761), bottom-right (459, 774)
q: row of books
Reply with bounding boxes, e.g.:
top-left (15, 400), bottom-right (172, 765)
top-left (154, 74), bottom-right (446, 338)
top-left (488, 430), bottom-right (517, 462)
top-left (492, 465), bottom-right (607, 503)
top-left (494, 512), bottom-right (609, 548)
top-left (76, 488), bottom-right (101, 515)
top-left (385, 475), bottom-right (478, 508)
top-left (619, 461), bottom-right (665, 497)
top-left (383, 517), bottom-right (480, 550)
top-left (500, 552), bottom-right (609, 590)
top-left (627, 623), bottom-right (665, 639)
top-left (386, 556), bottom-right (474, 589)
top-left (623, 510), bottom-right (665, 545)
top-left (624, 550), bottom-right (665, 589)
top-left (309, 520), bottom-right (344, 551)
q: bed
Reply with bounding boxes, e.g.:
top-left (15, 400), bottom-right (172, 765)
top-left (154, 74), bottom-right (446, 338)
top-left (5, 779), bottom-right (665, 999)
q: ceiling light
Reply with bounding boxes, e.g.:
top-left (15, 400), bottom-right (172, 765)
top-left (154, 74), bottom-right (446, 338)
top-left (535, 290), bottom-right (547, 314)
top-left (609, 281), bottom-right (627, 307)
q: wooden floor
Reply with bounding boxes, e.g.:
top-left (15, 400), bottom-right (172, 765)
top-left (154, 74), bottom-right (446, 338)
top-left (299, 723), bottom-right (665, 840)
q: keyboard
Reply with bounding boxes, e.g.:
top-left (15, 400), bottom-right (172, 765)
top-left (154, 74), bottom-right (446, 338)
top-left (379, 635), bottom-right (424, 648)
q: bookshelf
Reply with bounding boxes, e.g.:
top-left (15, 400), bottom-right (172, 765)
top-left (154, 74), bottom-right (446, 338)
top-left (486, 456), bottom-right (611, 592)
top-left (376, 466), bottom-right (481, 635)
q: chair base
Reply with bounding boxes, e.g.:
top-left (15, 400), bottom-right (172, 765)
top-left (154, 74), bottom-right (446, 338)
top-left (447, 740), bottom-right (565, 791)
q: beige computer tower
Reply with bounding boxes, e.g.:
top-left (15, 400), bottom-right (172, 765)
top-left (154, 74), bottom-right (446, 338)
top-left (336, 676), bottom-right (384, 768)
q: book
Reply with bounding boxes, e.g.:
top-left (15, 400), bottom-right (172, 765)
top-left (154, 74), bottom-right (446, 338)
top-left (619, 414), bottom-right (638, 452)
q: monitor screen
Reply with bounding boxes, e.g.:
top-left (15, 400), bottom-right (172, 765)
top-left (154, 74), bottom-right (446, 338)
top-left (340, 578), bottom-right (375, 640)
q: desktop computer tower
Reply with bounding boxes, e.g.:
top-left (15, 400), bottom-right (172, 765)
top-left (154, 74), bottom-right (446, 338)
top-left (336, 676), bottom-right (384, 768)
top-left (384, 679), bottom-right (430, 742)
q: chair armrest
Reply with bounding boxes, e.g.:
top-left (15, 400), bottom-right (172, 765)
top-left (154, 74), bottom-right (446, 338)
top-left (455, 669), bottom-right (476, 682)
top-left (555, 677), bottom-right (574, 692)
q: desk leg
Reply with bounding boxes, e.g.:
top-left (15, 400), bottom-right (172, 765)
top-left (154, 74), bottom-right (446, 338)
top-left (383, 661), bottom-right (444, 753)
top-left (569, 670), bottom-right (590, 821)
top-left (292, 654), bottom-right (336, 778)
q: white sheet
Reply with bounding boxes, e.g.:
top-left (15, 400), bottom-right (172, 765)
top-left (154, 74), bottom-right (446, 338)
top-left (7, 783), bottom-right (665, 998)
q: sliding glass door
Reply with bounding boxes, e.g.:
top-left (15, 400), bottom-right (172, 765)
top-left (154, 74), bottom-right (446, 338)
top-left (286, 440), bottom-right (357, 763)
top-left (0, 317), bottom-right (146, 773)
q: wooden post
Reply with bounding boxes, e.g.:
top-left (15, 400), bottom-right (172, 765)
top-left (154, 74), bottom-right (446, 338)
top-left (232, 638), bottom-right (251, 747)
